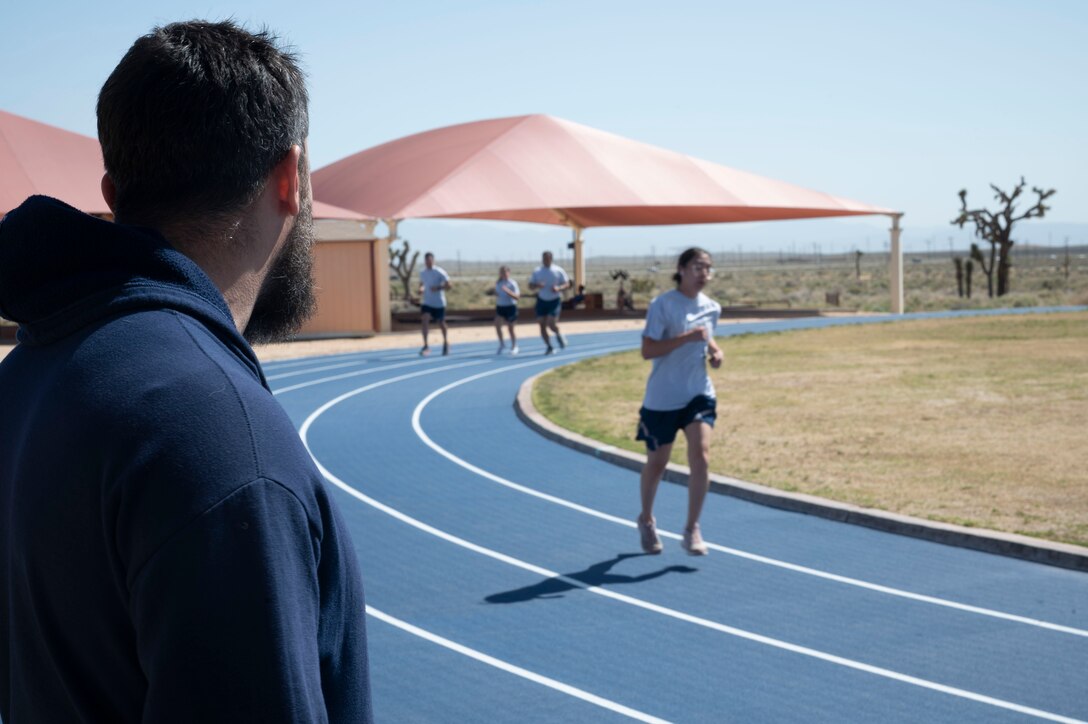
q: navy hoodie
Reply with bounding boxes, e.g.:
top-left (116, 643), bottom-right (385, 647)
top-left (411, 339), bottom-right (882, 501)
top-left (0, 196), bottom-right (372, 723)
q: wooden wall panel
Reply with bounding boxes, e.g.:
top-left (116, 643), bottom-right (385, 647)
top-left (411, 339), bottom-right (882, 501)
top-left (301, 240), bottom-right (376, 336)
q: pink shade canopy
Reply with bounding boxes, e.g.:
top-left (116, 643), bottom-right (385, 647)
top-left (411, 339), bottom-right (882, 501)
top-left (1, 109), bottom-right (370, 221)
top-left (312, 114), bottom-right (896, 227)
top-left (1, 109), bottom-right (109, 215)
top-left (310, 200), bottom-right (373, 221)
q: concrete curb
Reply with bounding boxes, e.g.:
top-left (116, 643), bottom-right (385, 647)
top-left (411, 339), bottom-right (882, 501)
top-left (515, 373), bottom-right (1088, 573)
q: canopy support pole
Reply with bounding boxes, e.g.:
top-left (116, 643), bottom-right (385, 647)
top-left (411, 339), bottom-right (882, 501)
top-left (382, 218), bottom-right (400, 243)
top-left (888, 213), bottom-right (904, 314)
top-left (374, 218), bottom-right (401, 333)
top-left (570, 225), bottom-right (585, 293)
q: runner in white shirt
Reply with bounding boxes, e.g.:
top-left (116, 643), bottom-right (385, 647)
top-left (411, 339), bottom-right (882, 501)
top-left (635, 248), bottom-right (723, 556)
top-left (494, 266), bottom-right (520, 355)
top-left (418, 252), bottom-right (452, 356)
top-left (528, 251), bottom-right (570, 355)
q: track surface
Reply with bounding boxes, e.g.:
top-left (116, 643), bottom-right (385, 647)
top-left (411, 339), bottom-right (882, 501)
top-left (266, 310), bottom-right (1088, 723)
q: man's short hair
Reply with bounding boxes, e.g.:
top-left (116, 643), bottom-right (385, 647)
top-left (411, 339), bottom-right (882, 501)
top-left (97, 20), bottom-right (309, 225)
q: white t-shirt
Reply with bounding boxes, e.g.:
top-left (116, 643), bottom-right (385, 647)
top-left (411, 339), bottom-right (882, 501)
top-left (495, 279), bottom-right (520, 306)
top-left (419, 266), bottom-right (449, 308)
top-left (529, 264), bottom-right (568, 301)
top-left (641, 289), bottom-right (722, 411)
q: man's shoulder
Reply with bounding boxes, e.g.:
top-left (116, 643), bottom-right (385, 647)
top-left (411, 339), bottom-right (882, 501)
top-left (111, 313), bottom-right (321, 511)
top-left (76, 310), bottom-right (273, 438)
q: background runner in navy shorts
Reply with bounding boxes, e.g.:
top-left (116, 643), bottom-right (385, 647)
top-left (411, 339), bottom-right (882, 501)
top-left (420, 304), bottom-right (446, 322)
top-left (534, 296), bottom-right (561, 319)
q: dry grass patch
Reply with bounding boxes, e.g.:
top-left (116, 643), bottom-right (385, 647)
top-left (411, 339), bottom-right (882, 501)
top-left (533, 312), bottom-right (1088, 546)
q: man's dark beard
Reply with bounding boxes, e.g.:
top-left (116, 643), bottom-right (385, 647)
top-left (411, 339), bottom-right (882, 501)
top-left (243, 193), bottom-right (316, 344)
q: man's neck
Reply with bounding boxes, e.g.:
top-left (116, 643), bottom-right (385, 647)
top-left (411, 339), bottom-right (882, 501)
top-left (169, 203), bottom-right (286, 333)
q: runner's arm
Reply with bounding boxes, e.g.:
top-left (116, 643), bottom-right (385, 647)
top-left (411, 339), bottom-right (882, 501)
top-left (707, 338), bottom-right (724, 368)
top-left (641, 327), bottom-right (707, 359)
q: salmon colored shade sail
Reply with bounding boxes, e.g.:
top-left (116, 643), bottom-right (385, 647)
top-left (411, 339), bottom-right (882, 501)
top-left (1, 109), bottom-right (370, 221)
top-left (1, 110), bottom-right (110, 215)
top-left (310, 200), bottom-right (373, 221)
top-left (312, 114), bottom-right (896, 226)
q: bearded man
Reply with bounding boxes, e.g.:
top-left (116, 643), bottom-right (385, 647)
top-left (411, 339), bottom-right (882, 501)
top-left (0, 20), bottom-right (372, 723)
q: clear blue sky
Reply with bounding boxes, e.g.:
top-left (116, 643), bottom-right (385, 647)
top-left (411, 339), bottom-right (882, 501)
top-left (3, 0), bottom-right (1086, 258)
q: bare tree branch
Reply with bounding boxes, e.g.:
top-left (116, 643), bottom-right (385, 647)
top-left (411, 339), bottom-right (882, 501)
top-left (952, 178), bottom-right (1055, 297)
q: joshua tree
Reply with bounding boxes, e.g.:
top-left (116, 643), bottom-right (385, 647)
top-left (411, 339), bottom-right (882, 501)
top-left (953, 257), bottom-right (964, 298)
top-left (952, 178), bottom-right (1055, 297)
top-left (389, 239), bottom-right (420, 302)
top-left (969, 242), bottom-right (995, 298)
top-left (855, 249), bottom-right (863, 281)
top-left (965, 258), bottom-right (974, 299)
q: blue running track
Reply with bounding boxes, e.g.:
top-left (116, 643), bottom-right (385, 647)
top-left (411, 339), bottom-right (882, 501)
top-left (265, 309), bottom-right (1087, 723)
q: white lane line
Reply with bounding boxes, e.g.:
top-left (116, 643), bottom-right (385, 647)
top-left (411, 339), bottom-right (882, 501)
top-left (284, 344), bottom-right (671, 721)
top-left (367, 606), bottom-right (671, 724)
top-left (410, 362), bottom-right (1088, 640)
top-left (270, 354), bottom-right (516, 395)
top-left (270, 356), bottom-right (447, 392)
top-left (267, 358), bottom-right (388, 380)
top-left (271, 341), bottom-right (628, 396)
top-left (264, 347), bottom-right (492, 376)
top-left (272, 360), bottom-right (430, 395)
top-left (282, 358), bottom-right (493, 405)
top-left (262, 352), bottom-right (380, 371)
top-left (301, 439), bottom-right (1085, 724)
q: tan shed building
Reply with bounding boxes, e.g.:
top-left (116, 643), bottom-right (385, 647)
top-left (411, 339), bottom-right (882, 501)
top-left (302, 207), bottom-right (391, 338)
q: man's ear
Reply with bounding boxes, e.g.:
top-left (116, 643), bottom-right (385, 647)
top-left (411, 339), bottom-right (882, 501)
top-left (273, 145), bottom-right (303, 217)
top-left (101, 174), bottom-right (118, 215)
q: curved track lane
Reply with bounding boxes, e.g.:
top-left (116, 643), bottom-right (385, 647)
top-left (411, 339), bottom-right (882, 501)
top-left (268, 309), bottom-right (1088, 723)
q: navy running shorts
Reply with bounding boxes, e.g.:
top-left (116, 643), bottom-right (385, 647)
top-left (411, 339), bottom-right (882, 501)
top-left (495, 304), bottom-right (518, 322)
top-left (420, 304), bottom-right (446, 322)
top-left (636, 395), bottom-right (717, 452)
top-left (535, 297), bottom-right (561, 319)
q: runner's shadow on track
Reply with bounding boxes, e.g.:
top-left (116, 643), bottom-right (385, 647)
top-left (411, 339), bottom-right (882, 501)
top-left (484, 553), bottom-right (697, 604)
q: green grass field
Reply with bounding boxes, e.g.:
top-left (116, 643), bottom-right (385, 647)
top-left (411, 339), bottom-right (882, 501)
top-left (533, 312), bottom-right (1088, 546)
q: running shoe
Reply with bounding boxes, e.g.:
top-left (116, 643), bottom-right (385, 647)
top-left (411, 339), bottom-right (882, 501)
top-left (544, 345), bottom-right (555, 356)
top-left (442, 342), bottom-right (450, 356)
top-left (497, 343), bottom-right (505, 355)
top-left (509, 345), bottom-right (519, 355)
top-left (681, 523), bottom-right (708, 556)
top-left (419, 345), bottom-right (430, 357)
top-left (637, 515), bottom-right (663, 554)
top-left (556, 333), bottom-right (567, 349)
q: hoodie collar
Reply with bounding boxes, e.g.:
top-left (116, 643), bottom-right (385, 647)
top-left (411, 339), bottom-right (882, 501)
top-left (0, 195), bottom-right (262, 380)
